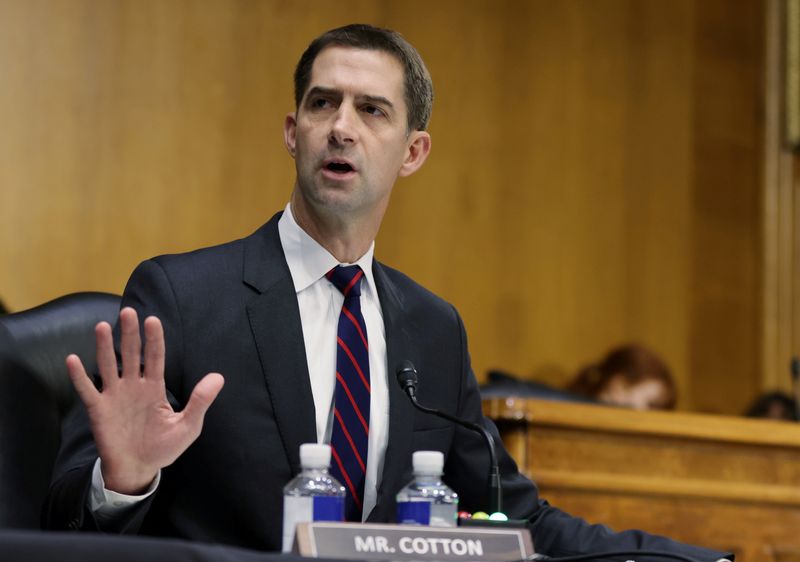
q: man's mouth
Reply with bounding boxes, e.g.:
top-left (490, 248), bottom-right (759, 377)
top-left (323, 160), bottom-right (356, 175)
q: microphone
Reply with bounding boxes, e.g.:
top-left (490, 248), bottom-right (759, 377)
top-left (395, 360), bottom-right (503, 515)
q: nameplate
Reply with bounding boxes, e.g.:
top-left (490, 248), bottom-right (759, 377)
top-left (294, 522), bottom-right (534, 561)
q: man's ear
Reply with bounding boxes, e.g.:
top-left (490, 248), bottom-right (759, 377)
top-left (284, 112), bottom-right (298, 158)
top-left (398, 131), bottom-right (432, 178)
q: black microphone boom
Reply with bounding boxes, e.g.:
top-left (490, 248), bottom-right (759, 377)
top-left (395, 360), bottom-right (503, 514)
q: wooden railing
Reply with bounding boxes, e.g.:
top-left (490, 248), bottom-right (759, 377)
top-left (483, 396), bottom-right (800, 562)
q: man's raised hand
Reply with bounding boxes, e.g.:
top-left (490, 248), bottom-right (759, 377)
top-left (66, 307), bottom-right (224, 495)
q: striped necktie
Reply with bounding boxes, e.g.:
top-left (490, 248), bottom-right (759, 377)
top-left (326, 265), bottom-right (370, 521)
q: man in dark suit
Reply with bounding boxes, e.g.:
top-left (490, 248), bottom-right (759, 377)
top-left (45, 23), bottom-right (729, 562)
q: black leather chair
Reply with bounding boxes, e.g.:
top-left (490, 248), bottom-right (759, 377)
top-left (0, 292), bottom-right (120, 529)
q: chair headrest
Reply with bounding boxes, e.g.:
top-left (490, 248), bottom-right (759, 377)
top-left (0, 292), bottom-right (121, 414)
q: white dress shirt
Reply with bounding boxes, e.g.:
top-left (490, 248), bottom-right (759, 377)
top-left (91, 203), bottom-right (390, 522)
top-left (278, 203), bottom-right (389, 519)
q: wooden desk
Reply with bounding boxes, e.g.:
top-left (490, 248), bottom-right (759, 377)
top-left (483, 397), bottom-right (800, 562)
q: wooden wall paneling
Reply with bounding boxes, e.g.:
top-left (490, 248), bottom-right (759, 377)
top-left (618, 0), bottom-right (695, 407)
top-left (689, 0), bottom-right (765, 413)
top-left (0, 0), bottom-right (386, 309)
top-left (0, 0), bottom-right (769, 414)
top-left (761, 0), bottom-right (798, 395)
top-left (384, 0), bottom-right (701, 403)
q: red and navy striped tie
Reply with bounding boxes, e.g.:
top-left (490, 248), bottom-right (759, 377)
top-left (326, 265), bottom-right (370, 521)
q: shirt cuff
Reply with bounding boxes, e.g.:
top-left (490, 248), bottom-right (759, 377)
top-left (89, 457), bottom-right (160, 518)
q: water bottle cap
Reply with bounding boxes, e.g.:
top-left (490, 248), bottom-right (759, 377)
top-left (412, 450), bottom-right (444, 474)
top-left (299, 443), bottom-right (331, 468)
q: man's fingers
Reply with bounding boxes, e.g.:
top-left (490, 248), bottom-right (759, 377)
top-left (65, 354), bottom-right (99, 406)
top-left (119, 307), bottom-right (142, 378)
top-left (95, 321), bottom-right (118, 388)
top-left (142, 316), bottom-right (165, 382)
top-left (181, 373), bottom-right (225, 430)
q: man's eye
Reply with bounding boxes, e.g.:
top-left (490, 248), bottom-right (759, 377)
top-left (362, 105), bottom-right (385, 117)
top-left (311, 98), bottom-right (332, 109)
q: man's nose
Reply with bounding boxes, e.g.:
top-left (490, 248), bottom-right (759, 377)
top-left (329, 105), bottom-right (358, 146)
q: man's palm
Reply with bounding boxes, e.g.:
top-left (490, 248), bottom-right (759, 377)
top-left (66, 307), bottom-right (224, 494)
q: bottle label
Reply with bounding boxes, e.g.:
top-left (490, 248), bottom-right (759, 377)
top-left (282, 496), bottom-right (312, 552)
top-left (396, 500), bottom-right (431, 525)
top-left (283, 496), bottom-right (345, 552)
top-left (312, 495), bottom-right (344, 521)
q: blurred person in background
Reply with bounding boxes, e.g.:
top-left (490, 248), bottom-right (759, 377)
top-left (567, 344), bottom-right (677, 411)
top-left (744, 391), bottom-right (797, 421)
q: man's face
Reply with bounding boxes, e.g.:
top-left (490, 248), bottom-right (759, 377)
top-left (285, 46), bottom-right (430, 223)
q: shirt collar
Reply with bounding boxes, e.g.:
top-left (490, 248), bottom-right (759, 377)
top-left (278, 203), bottom-right (377, 295)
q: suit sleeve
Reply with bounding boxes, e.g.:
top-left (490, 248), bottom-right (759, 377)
top-left (442, 306), bottom-right (732, 562)
top-left (42, 259), bottom-right (184, 532)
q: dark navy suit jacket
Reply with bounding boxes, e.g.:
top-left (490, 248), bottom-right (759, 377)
top-left (44, 213), bottom-right (728, 561)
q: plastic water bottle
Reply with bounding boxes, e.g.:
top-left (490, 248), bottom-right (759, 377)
top-left (281, 443), bottom-right (345, 552)
top-left (396, 450), bottom-right (458, 527)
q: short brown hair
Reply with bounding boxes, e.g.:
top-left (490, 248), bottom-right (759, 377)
top-left (294, 23), bottom-right (434, 132)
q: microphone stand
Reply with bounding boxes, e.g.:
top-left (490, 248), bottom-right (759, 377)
top-left (397, 362), bottom-right (503, 515)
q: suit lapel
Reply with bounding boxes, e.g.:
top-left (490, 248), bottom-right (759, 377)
top-left (369, 262), bottom-right (416, 521)
top-left (244, 214), bottom-right (317, 473)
